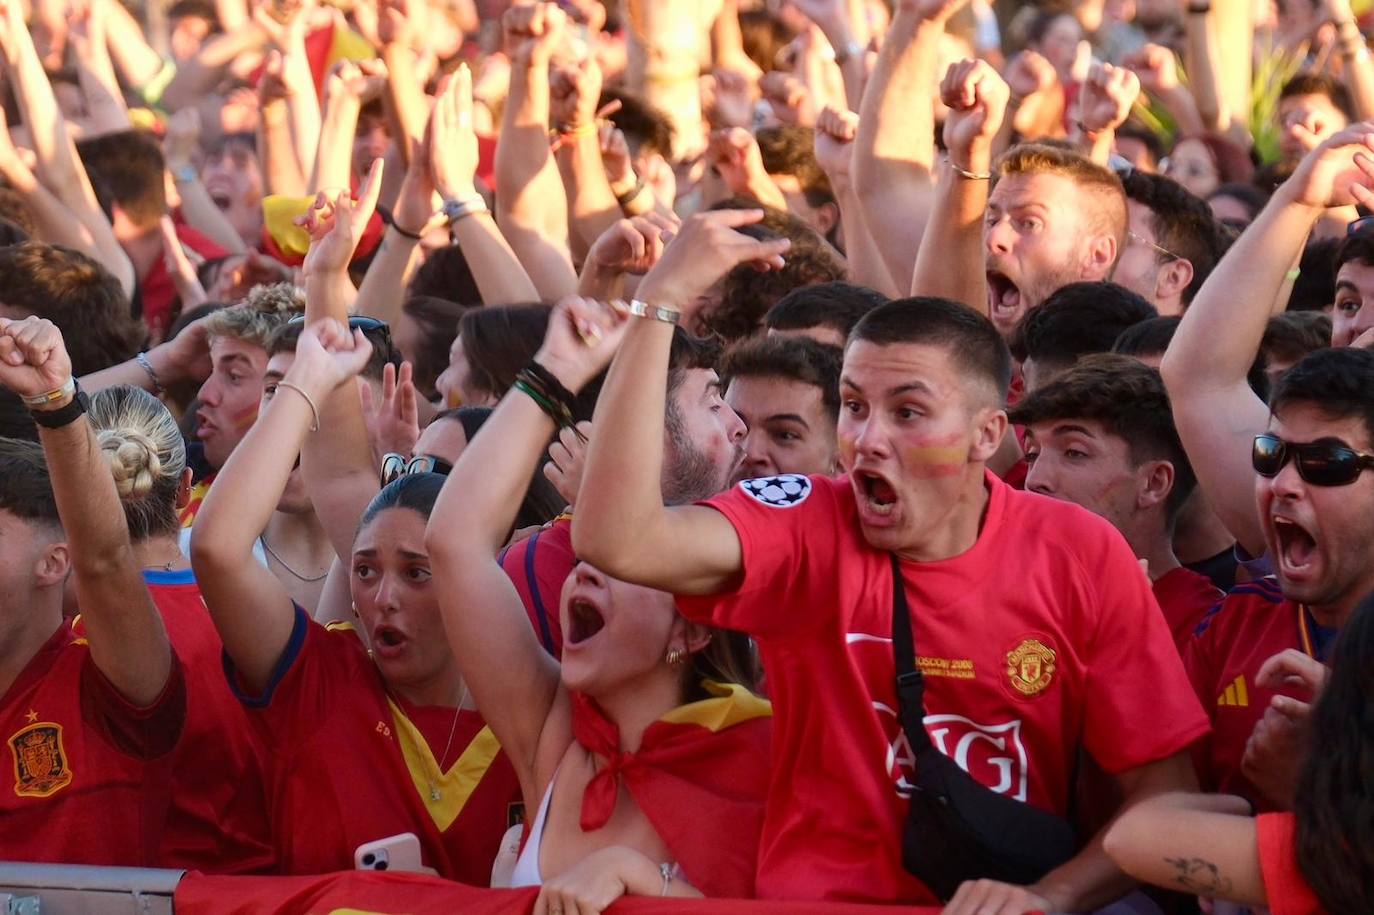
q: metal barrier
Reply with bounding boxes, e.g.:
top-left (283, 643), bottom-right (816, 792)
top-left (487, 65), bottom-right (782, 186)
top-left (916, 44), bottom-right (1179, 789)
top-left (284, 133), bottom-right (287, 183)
top-left (0, 863), bottom-right (183, 915)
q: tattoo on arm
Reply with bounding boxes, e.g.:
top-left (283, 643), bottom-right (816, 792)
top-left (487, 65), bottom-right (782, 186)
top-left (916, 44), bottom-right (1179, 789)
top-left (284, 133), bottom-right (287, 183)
top-left (1163, 856), bottom-right (1235, 896)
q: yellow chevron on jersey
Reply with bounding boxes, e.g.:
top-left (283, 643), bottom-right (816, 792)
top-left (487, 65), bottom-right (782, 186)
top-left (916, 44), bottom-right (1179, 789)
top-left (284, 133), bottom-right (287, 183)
top-left (1217, 675), bottom-right (1249, 708)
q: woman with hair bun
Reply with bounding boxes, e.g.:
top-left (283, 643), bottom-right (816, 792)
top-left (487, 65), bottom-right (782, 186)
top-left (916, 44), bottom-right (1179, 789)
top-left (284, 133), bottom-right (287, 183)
top-left (83, 385), bottom-right (274, 874)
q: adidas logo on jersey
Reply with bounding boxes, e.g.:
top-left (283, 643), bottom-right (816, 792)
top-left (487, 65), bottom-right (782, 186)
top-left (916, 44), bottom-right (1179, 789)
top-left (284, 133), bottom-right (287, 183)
top-left (1217, 675), bottom-right (1249, 708)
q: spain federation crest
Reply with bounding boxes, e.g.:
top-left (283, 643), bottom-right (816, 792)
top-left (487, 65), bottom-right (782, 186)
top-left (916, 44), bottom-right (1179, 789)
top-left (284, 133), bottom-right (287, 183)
top-left (1005, 638), bottom-right (1056, 698)
top-left (10, 721), bottom-right (72, 798)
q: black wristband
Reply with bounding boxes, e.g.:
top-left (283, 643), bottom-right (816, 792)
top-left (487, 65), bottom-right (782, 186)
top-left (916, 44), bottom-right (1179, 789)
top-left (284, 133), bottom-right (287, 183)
top-left (1187, 3), bottom-right (1211, 12)
top-left (30, 384), bottom-right (89, 430)
top-left (524, 360), bottom-right (579, 406)
top-left (615, 178), bottom-right (646, 207)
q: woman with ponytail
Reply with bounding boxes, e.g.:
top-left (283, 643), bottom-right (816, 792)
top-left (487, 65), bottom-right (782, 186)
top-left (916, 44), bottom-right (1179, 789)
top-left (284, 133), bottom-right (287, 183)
top-left (85, 385), bottom-right (275, 874)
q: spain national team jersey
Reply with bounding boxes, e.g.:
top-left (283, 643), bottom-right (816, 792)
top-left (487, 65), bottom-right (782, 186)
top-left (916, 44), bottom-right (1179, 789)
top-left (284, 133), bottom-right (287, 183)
top-left (678, 472), bottom-right (1210, 904)
top-left (145, 570), bottom-right (275, 872)
top-left (1256, 813), bottom-right (1324, 915)
top-left (1152, 566), bottom-right (1224, 654)
top-left (0, 620), bottom-right (186, 866)
top-left (226, 607), bottom-right (522, 884)
top-left (1183, 577), bottom-right (1330, 811)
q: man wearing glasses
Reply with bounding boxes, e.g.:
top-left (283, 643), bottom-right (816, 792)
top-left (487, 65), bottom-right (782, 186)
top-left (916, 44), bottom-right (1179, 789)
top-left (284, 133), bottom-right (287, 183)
top-left (1163, 125), bottom-right (1374, 812)
top-left (1111, 169), bottom-right (1227, 318)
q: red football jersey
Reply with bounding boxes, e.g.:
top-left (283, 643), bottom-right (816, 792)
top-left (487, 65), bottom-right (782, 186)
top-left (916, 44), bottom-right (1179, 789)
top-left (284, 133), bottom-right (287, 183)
top-left (141, 222), bottom-right (228, 343)
top-left (0, 620), bottom-right (185, 866)
top-left (1183, 577), bottom-right (1326, 811)
top-left (146, 570), bottom-right (275, 872)
top-left (1256, 813), bottom-right (1324, 915)
top-left (1152, 566), bottom-right (1223, 653)
top-left (497, 517), bottom-right (569, 657)
top-left (678, 472), bottom-right (1210, 904)
top-left (228, 607), bottom-right (522, 884)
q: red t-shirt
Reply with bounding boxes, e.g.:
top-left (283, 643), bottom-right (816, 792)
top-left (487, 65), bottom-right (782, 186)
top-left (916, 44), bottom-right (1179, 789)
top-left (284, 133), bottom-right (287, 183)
top-left (141, 222), bottom-right (228, 343)
top-left (1256, 812), bottom-right (1325, 915)
top-left (1152, 566), bottom-right (1223, 654)
top-left (228, 607), bottom-right (522, 883)
top-left (498, 517), bottom-right (570, 657)
top-left (1184, 578), bottom-right (1324, 811)
top-left (0, 620), bottom-right (186, 866)
top-left (146, 570), bottom-right (275, 872)
top-left (678, 472), bottom-right (1210, 904)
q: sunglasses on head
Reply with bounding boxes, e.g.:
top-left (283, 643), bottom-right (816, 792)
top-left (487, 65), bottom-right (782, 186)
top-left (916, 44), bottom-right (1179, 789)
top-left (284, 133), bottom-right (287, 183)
top-left (380, 453), bottom-right (453, 487)
top-left (288, 314), bottom-right (396, 354)
top-left (1252, 432), bottom-right (1374, 486)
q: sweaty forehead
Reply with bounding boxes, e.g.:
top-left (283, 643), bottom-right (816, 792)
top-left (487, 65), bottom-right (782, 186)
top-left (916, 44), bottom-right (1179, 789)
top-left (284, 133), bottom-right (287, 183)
top-left (1271, 401), bottom-right (1374, 449)
top-left (989, 172), bottom-right (1085, 215)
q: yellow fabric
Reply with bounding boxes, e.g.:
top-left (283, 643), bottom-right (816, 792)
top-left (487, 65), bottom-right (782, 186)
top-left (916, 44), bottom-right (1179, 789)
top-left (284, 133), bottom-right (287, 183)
top-left (330, 26), bottom-right (376, 66)
top-left (261, 195), bottom-right (316, 257)
top-left (387, 699), bottom-right (502, 833)
top-left (658, 680), bottom-right (772, 731)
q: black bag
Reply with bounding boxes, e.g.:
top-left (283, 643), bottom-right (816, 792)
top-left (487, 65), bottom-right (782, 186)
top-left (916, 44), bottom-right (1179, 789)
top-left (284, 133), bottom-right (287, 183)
top-left (889, 554), bottom-right (1077, 901)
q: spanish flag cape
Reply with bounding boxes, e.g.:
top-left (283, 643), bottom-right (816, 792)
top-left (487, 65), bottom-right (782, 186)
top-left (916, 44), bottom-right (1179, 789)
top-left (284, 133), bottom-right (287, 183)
top-left (571, 681), bottom-right (772, 900)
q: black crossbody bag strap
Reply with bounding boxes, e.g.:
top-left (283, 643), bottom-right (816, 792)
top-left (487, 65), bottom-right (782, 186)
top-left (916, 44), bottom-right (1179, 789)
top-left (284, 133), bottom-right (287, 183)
top-left (889, 554), bottom-right (933, 753)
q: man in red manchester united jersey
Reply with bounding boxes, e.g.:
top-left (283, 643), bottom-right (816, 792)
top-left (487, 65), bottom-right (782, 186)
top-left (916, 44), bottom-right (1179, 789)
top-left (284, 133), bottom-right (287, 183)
top-left (575, 210), bottom-right (1207, 914)
top-left (1011, 354), bottom-right (1222, 651)
top-left (0, 318), bottom-right (185, 866)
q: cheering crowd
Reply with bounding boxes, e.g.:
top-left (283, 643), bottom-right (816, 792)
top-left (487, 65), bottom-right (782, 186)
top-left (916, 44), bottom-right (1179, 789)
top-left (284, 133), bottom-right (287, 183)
top-left (1, 0), bottom-right (1374, 912)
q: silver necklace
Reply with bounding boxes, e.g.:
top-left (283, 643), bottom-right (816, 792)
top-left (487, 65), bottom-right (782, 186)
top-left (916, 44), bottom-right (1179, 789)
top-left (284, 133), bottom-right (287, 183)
top-left (260, 535), bottom-right (330, 582)
top-left (428, 683), bottom-right (470, 802)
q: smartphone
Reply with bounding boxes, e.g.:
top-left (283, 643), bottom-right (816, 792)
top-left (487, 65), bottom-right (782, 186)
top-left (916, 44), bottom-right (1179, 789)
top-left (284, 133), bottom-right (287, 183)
top-left (353, 833), bottom-right (435, 875)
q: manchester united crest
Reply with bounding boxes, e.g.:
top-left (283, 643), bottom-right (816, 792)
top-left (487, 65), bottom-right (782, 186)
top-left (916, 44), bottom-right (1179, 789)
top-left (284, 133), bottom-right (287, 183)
top-left (10, 722), bottom-right (72, 798)
top-left (1005, 638), bottom-right (1056, 697)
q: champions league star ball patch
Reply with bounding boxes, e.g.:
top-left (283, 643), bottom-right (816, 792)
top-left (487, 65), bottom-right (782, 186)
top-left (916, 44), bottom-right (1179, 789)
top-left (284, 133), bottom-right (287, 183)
top-left (739, 474), bottom-right (812, 508)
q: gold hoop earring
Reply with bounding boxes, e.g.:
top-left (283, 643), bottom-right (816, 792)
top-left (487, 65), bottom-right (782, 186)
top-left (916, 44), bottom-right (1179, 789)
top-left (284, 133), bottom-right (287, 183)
top-left (666, 647), bottom-right (685, 668)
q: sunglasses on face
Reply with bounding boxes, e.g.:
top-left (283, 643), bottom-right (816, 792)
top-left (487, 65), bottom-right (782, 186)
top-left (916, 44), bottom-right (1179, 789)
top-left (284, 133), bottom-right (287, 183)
top-left (1252, 432), bottom-right (1374, 486)
top-left (380, 453), bottom-right (453, 486)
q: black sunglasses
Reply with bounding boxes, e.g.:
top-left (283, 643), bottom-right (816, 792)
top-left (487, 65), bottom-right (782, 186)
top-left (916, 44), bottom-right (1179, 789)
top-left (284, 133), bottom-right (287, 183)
top-left (1348, 215), bottom-right (1374, 236)
top-left (288, 315), bottom-right (397, 360)
top-left (1252, 432), bottom-right (1374, 486)
top-left (380, 452), bottom-right (453, 486)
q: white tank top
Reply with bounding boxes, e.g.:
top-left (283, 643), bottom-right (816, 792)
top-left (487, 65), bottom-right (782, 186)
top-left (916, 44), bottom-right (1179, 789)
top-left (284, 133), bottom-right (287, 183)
top-left (508, 771), bottom-right (557, 887)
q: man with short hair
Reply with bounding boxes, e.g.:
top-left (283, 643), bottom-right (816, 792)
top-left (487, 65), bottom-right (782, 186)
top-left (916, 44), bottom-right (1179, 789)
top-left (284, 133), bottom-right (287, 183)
top-left (719, 335), bottom-right (842, 483)
top-left (763, 281), bottom-right (888, 348)
top-left (0, 317), bottom-right (185, 867)
top-left (984, 143), bottom-right (1130, 339)
top-left (577, 209), bottom-right (1207, 910)
top-left (1011, 281), bottom-right (1157, 392)
top-left (1113, 170), bottom-right (1226, 316)
top-left (1277, 73), bottom-right (1354, 163)
top-left (756, 125), bottom-right (840, 243)
top-left (1013, 354), bottom-right (1221, 648)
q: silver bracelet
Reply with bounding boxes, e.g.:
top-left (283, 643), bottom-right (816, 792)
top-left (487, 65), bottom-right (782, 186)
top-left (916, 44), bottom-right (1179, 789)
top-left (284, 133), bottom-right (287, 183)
top-left (945, 155), bottom-right (992, 181)
top-left (441, 195), bottom-right (490, 224)
top-left (624, 299), bottom-right (681, 325)
top-left (659, 861), bottom-right (676, 896)
top-left (274, 381), bottom-right (320, 432)
top-left (136, 352), bottom-right (165, 396)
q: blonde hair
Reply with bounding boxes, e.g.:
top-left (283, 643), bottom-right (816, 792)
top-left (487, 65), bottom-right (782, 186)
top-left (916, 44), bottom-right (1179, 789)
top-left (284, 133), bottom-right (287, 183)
top-left (204, 283), bottom-right (305, 350)
top-left (87, 386), bottom-right (187, 541)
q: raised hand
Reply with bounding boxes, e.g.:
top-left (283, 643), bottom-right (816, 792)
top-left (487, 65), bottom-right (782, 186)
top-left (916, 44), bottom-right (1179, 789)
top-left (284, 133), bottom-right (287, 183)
top-left (1123, 43), bottom-right (1180, 96)
top-left (813, 105), bottom-right (859, 184)
top-left (703, 68), bottom-right (755, 131)
top-left (899, 0), bottom-right (971, 23)
top-left (545, 420), bottom-right (592, 506)
top-left (707, 127), bottom-right (773, 198)
top-left (1282, 122), bottom-right (1374, 210)
top-left (429, 64), bottom-right (479, 202)
top-left (599, 124), bottom-right (635, 188)
top-left (324, 57), bottom-right (389, 104)
top-left (298, 157), bottom-right (385, 276)
top-left (1077, 61), bottom-right (1140, 135)
top-left (636, 209), bottom-right (792, 312)
top-left (549, 58), bottom-right (605, 133)
top-left (1003, 49), bottom-right (1058, 102)
top-left (360, 361), bottom-right (420, 461)
top-left (252, 0), bottom-right (314, 50)
top-left (0, 317), bottom-right (72, 401)
top-left (164, 107), bottom-right (202, 169)
top-left (533, 296), bottom-right (631, 394)
top-left (759, 70), bottom-right (816, 127)
top-left (287, 318), bottom-right (375, 394)
top-left (503, 1), bottom-right (567, 69)
top-left (585, 214), bottom-right (677, 276)
top-left (940, 58), bottom-right (1010, 169)
top-left (159, 216), bottom-right (208, 313)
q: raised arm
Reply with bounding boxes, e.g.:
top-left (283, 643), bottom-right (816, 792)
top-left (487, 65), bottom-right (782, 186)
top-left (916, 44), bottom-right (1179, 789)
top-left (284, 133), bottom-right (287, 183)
top-left (67, 0), bottom-right (131, 135)
top-left (814, 106), bottom-right (899, 296)
top-left (256, 50), bottom-right (309, 197)
top-left (550, 59), bottom-right (623, 263)
top-left (1182, 6), bottom-right (1232, 134)
top-left (427, 296), bottom-right (626, 789)
top-left (573, 211), bottom-right (789, 595)
top-left (1069, 61), bottom-right (1140, 166)
top-left (159, 19), bottom-right (268, 113)
top-left (852, 0), bottom-right (963, 288)
top-left (577, 214), bottom-right (672, 301)
top-left (254, 0), bottom-right (323, 178)
top-left (911, 59), bottom-right (1007, 312)
top-left (496, 2), bottom-right (578, 301)
top-left (1103, 792), bottom-right (1266, 906)
top-left (192, 319), bottom-right (372, 692)
top-left (310, 58), bottom-right (388, 193)
top-left (0, 0), bottom-right (134, 297)
top-left (1162, 125), bottom-right (1374, 555)
top-left (0, 318), bottom-right (172, 706)
top-left (1124, 44), bottom-right (1206, 140)
top-left (790, 0), bottom-right (871, 112)
top-left (1330, 0), bottom-right (1374, 121)
top-left (299, 158), bottom-right (385, 320)
top-left (165, 109), bottom-right (250, 255)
